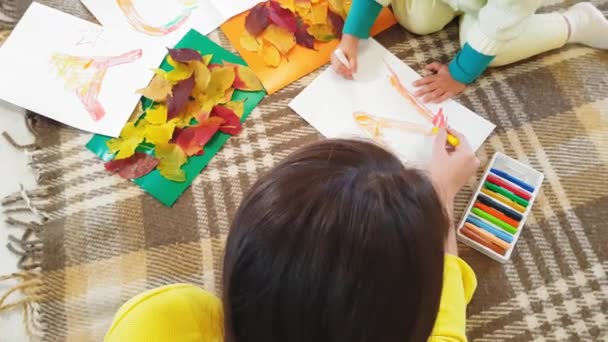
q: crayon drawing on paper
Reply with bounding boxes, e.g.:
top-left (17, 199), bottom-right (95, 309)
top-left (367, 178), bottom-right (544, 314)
top-left (50, 50), bottom-right (142, 121)
top-left (289, 39), bottom-right (496, 163)
top-left (116, 0), bottom-right (197, 36)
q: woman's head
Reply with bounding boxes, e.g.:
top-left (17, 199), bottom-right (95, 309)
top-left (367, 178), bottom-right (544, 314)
top-left (223, 139), bottom-right (450, 342)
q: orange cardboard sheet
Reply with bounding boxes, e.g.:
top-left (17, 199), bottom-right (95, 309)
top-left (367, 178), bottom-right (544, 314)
top-left (221, 8), bottom-right (396, 95)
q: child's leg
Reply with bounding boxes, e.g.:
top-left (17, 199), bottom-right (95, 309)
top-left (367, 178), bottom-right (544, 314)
top-left (460, 3), bottom-right (608, 67)
top-left (391, 0), bottom-right (457, 35)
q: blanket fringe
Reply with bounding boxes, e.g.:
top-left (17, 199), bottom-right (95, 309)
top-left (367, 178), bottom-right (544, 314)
top-left (0, 272), bottom-right (44, 339)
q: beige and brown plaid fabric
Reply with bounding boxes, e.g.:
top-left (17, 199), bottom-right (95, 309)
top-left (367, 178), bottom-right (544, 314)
top-left (1, 0), bottom-right (607, 341)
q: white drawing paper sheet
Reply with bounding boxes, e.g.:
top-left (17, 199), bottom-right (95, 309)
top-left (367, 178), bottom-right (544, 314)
top-left (80, 0), bottom-right (224, 46)
top-left (289, 39), bottom-right (496, 164)
top-left (80, 0), bottom-right (264, 46)
top-left (0, 3), bottom-right (167, 137)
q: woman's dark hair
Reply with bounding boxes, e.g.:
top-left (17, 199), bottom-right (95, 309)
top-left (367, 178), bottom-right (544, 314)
top-left (223, 139), bottom-right (450, 342)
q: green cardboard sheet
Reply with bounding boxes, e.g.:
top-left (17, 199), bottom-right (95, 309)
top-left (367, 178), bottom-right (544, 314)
top-left (86, 29), bottom-right (266, 207)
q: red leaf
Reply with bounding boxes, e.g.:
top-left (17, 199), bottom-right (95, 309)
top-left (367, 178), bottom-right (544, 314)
top-left (245, 2), bottom-right (269, 36)
top-left (268, 0), bottom-right (297, 33)
top-left (175, 117), bottom-right (224, 156)
top-left (327, 10), bottom-right (344, 38)
top-left (167, 75), bottom-right (195, 120)
top-left (211, 105), bottom-right (243, 135)
top-left (168, 48), bottom-right (202, 63)
top-left (295, 17), bottom-right (315, 49)
top-left (105, 152), bottom-right (159, 179)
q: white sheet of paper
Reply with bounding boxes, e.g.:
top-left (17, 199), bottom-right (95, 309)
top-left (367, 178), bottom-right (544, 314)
top-left (289, 39), bottom-right (496, 165)
top-left (209, 0), bottom-right (264, 20)
top-left (0, 3), bottom-right (167, 137)
top-left (80, 0), bottom-right (224, 46)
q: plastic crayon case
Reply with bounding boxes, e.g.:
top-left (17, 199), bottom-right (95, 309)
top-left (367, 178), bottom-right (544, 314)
top-left (457, 152), bottom-right (544, 263)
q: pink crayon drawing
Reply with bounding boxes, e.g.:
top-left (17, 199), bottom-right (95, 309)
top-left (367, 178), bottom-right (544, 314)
top-left (50, 49), bottom-right (142, 121)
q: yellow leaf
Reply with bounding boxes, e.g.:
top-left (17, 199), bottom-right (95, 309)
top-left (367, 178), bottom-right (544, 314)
top-left (107, 136), bottom-right (143, 160)
top-left (145, 104), bottom-right (167, 125)
top-left (328, 0), bottom-right (346, 18)
top-left (224, 88), bottom-right (235, 104)
top-left (203, 54), bottom-right (213, 66)
top-left (240, 31), bottom-right (262, 53)
top-left (223, 100), bottom-right (245, 119)
top-left (262, 44), bottom-right (281, 67)
top-left (262, 25), bottom-right (296, 53)
top-left (205, 66), bottom-right (236, 103)
top-left (311, 2), bottom-right (328, 25)
top-left (165, 60), bottom-right (194, 83)
top-left (144, 121), bottom-right (176, 145)
top-left (121, 121), bottom-right (147, 138)
top-left (170, 114), bottom-right (195, 128)
top-left (136, 74), bottom-right (173, 102)
top-left (190, 60), bottom-right (211, 92)
top-left (128, 102), bottom-right (145, 122)
top-left (155, 143), bottom-right (187, 182)
top-left (295, 0), bottom-right (311, 18)
top-left (307, 24), bottom-right (336, 42)
top-left (151, 68), bottom-right (168, 78)
top-left (279, 0), bottom-right (295, 11)
top-left (166, 55), bottom-right (179, 68)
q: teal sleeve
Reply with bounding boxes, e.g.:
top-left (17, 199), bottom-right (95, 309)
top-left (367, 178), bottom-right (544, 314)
top-left (343, 0), bottom-right (383, 39)
top-left (448, 43), bottom-right (495, 84)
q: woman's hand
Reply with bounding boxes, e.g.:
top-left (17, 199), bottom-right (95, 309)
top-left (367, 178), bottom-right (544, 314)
top-left (330, 34), bottom-right (360, 80)
top-left (428, 127), bottom-right (480, 207)
top-left (413, 63), bottom-right (466, 103)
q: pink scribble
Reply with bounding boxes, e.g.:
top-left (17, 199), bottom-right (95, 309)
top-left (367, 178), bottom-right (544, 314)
top-left (51, 49), bottom-right (142, 121)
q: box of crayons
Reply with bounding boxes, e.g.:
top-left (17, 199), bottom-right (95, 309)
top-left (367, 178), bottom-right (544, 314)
top-left (457, 153), bottom-right (544, 263)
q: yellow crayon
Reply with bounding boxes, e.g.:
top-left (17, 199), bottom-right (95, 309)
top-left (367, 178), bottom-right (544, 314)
top-left (480, 188), bottom-right (526, 213)
top-left (432, 127), bottom-right (460, 147)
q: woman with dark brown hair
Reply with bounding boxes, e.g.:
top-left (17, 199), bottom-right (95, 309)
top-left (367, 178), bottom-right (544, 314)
top-left (105, 128), bottom-right (479, 342)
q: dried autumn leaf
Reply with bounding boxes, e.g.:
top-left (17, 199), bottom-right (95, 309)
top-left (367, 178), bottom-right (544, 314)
top-left (280, 0), bottom-right (295, 12)
top-left (128, 102), bottom-right (145, 122)
top-left (107, 136), bottom-right (143, 160)
top-left (206, 66), bottom-right (236, 103)
top-left (211, 105), bottom-right (243, 135)
top-left (327, 10), bottom-right (344, 38)
top-left (343, 0), bottom-right (352, 13)
top-left (145, 104), bottom-right (167, 124)
top-left (307, 23), bottom-right (335, 41)
top-left (167, 75), bottom-right (195, 120)
top-left (121, 120), bottom-right (148, 138)
top-left (262, 43), bottom-right (281, 67)
top-left (175, 117), bottom-right (224, 156)
top-left (224, 88), bottom-right (235, 103)
top-left (295, 17), bottom-right (315, 49)
top-left (240, 31), bottom-right (263, 52)
top-left (168, 48), bottom-right (202, 63)
top-left (155, 143), bottom-right (187, 182)
top-left (233, 65), bottom-right (264, 91)
top-left (223, 100), bottom-right (246, 118)
top-left (137, 74), bottom-right (173, 102)
top-left (311, 2), bottom-right (328, 25)
top-left (203, 54), bottom-right (213, 65)
top-left (104, 152), bottom-right (159, 179)
top-left (144, 121), bottom-right (176, 145)
top-left (245, 2), bottom-right (270, 35)
top-left (268, 0), bottom-right (297, 32)
top-left (190, 60), bottom-right (211, 92)
top-left (263, 24), bottom-right (296, 53)
top-left (295, 0), bottom-right (311, 18)
top-left (328, 0), bottom-right (346, 18)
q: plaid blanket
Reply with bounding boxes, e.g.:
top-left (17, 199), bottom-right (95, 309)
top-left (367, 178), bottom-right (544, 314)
top-left (1, 1), bottom-right (607, 341)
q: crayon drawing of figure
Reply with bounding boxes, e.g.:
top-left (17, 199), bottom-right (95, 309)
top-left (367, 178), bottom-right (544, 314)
top-left (116, 0), bottom-right (197, 36)
top-left (50, 49), bottom-right (142, 121)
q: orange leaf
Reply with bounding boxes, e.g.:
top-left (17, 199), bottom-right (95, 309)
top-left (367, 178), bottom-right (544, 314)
top-left (175, 117), bottom-right (224, 156)
top-left (233, 65), bottom-right (264, 91)
top-left (136, 74), bottom-right (173, 102)
top-left (311, 2), bottom-right (328, 25)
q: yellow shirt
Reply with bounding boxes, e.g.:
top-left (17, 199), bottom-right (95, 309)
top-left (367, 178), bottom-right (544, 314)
top-left (105, 255), bottom-right (476, 342)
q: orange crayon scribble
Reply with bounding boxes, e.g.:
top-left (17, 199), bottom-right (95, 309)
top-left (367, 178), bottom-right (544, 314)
top-left (116, 0), bottom-right (197, 36)
top-left (353, 111), bottom-right (432, 146)
top-left (51, 49), bottom-right (142, 121)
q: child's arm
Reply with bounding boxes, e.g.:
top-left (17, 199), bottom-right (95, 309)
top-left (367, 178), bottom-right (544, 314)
top-left (428, 254), bottom-right (477, 342)
top-left (415, 0), bottom-right (541, 103)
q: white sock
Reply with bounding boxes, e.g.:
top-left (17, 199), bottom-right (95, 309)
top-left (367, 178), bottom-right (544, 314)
top-left (563, 2), bottom-right (608, 49)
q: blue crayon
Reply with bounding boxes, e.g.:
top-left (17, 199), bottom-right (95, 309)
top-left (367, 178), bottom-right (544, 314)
top-left (490, 168), bottom-right (535, 193)
top-left (466, 215), bottom-right (514, 244)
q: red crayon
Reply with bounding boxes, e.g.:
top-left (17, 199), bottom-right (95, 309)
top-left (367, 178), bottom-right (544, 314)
top-left (486, 174), bottom-right (532, 201)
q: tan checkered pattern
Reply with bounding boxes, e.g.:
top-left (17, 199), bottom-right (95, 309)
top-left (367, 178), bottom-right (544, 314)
top-left (1, 0), bottom-right (607, 341)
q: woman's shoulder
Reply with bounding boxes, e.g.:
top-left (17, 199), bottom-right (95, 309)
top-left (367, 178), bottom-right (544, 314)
top-left (105, 284), bottom-right (223, 342)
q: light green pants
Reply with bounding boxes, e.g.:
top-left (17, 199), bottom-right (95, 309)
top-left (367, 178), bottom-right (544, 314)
top-left (390, 0), bottom-right (569, 66)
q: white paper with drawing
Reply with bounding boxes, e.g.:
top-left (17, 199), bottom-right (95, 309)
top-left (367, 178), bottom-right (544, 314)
top-left (0, 3), bottom-right (167, 137)
top-left (80, 0), bottom-right (264, 45)
top-left (289, 39), bottom-right (495, 163)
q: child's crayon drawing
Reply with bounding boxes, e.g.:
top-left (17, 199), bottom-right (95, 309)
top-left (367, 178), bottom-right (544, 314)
top-left (116, 0), bottom-right (197, 36)
top-left (50, 49), bottom-right (142, 121)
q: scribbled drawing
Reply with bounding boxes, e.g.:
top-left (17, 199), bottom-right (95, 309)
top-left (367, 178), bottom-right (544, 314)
top-left (353, 62), bottom-right (445, 145)
top-left (116, 0), bottom-right (198, 36)
top-left (76, 28), bottom-right (105, 47)
top-left (50, 49), bottom-right (142, 121)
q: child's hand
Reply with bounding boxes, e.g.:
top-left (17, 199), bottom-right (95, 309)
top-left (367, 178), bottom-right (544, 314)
top-left (428, 127), bottom-right (480, 205)
top-left (331, 34), bottom-right (359, 80)
top-left (413, 63), bottom-right (466, 103)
